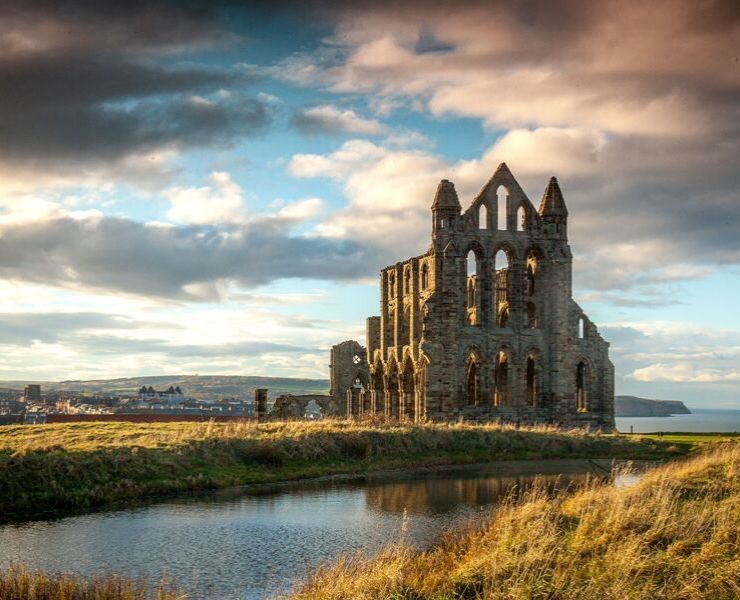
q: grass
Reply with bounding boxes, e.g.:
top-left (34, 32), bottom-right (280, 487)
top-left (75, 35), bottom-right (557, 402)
top-left (0, 420), bottom-right (688, 517)
top-left (0, 564), bottom-right (179, 600)
top-left (288, 441), bottom-right (740, 600)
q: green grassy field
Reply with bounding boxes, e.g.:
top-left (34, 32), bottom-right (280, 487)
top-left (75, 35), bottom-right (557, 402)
top-left (290, 441), bottom-right (740, 600)
top-left (0, 420), bottom-right (688, 517)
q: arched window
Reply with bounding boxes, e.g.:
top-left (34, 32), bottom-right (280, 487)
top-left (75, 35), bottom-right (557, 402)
top-left (479, 204), bottom-right (488, 230)
top-left (496, 186), bottom-right (507, 230)
top-left (517, 206), bottom-right (525, 231)
top-left (466, 356), bottom-right (478, 406)
top-left (466, 250), bottom-right (479, 326)
top-left (404, 267), bottom-right (411, 295)
top-left (467, 250), bottom-right (477, 277)
top-left (494, 249), bottom-right (509, 325)
top-left (494, 351), bottom-right (509, 406)
top-left (526, 355), bottom-right (536, 406)
top-left (388, 272), bottom-right (396, 297)
top-left (420, 263), bottom-right (429, 289)
top-left (578, 317), bottom-right (585, 339)
top-left (526, 265), bottom-right (535, 296)
top-left (576, 361), bottom-right (588, 411)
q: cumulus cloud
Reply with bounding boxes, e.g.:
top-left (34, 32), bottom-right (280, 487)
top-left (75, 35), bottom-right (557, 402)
top-left (166, 171), bottom-right (247, 225)
top-left (291, 104), bottom-right (387, 135)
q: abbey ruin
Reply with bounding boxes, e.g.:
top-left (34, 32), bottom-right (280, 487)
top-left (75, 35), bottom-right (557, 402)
top-left (331, 163), bottom-right (614, 429)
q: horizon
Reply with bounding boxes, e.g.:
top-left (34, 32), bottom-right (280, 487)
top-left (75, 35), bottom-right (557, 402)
top-left (0, 1), bottom-right (738, 409)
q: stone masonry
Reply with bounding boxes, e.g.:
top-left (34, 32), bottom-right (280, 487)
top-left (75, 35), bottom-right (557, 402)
top-left (331, 163), bottom-right (614, 429)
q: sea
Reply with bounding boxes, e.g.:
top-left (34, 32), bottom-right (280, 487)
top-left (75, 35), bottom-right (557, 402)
top-left (615, 408), bottom-right (740, 434)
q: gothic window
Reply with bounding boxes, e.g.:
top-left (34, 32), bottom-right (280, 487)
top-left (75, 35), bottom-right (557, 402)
top-left (578, 317), bottom-right (585, 339)
top-left (404, 267), bottom-right (411, 295)
top-left (421, 263), bottom-right (429, 289)
top-left (466, 250), bottom-right (479, 326)
top-left (517, 206), bottom-right (525, 231)
top-left (526, 264), bottom-right (535, 296)
top-left (440, 218), bottom-right (446, 229)
top-left (494, 249), bottom-right (509, 324)
top-left (388, 272), bottom-right (396, 297)
top-left (466, 355), bottom-right (478, 406)
top-left (496, 186), bottom-right (508, 230)
top-left (479, 203), bottom-right (488, 229)
top-left (494, 351), bottom-right (509, 406)
top-left (576, 361), bottom-right (588, 411)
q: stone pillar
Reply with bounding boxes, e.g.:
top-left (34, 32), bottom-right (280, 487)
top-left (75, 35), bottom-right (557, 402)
top-left (255, 388), bottom-right (268, 422)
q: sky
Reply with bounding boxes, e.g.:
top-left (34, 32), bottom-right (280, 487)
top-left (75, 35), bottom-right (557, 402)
top-left (0, 0), bottom-right (738, 408)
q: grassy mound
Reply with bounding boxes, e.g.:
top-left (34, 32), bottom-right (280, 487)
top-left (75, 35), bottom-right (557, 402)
top-left (0, 420), bottom-right (685, 516)
top-left (289, 442), bottom-right (740, 600)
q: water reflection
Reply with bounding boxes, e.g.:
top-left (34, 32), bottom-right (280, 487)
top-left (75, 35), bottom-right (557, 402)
top-left (364, 473), bottom-right (588, 515)
top-left (0, 460), bottom-right (643, 600)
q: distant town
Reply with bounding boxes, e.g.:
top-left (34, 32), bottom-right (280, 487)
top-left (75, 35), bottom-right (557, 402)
top-left (0, 381), bottom-right (328, 424)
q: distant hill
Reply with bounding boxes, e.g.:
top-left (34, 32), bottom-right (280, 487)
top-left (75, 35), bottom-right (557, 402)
top-left (616, 396), bottom-right (691, 417)
top-left (0, 375), bottom-right (330, 401)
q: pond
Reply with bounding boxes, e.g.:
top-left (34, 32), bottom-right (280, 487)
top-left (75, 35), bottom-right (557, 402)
top-left (0, 459), bottom-right (643, 599)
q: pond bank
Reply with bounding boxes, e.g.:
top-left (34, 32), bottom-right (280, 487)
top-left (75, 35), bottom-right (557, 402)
top-left (0, 420), bottom-right (687, 518)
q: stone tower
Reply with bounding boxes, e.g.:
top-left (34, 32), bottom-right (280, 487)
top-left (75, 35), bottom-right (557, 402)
top-left (332, 164), bottom-right (614, 429)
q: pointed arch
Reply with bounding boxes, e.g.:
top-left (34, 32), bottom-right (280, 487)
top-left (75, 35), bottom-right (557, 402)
top-left (420, 262), bottom-right (430, 290)
top-left (517, 205), bottom-right (525, 231)
top-left (401, 356), bottom-right (416, 421)
top-left (496, 185), bottom-right (508, 230)
top-left (465, 245), bottom-right (484, 326)
top-left (576, 359), bottom-right (590, 411)
top-left (525, 349), bottom-right (541, 407)
top-left (479, 203), bottom-right (488, 229)
top-left (403, 266), bottom-right (411, 295)
top-left (372, 359), bottom-right (385, 414)
top-left (578, 316), bottom-right (586, 339)
top-left (386, 358), bottom-right (400, 419)
top-left (465, 352), bottom-right (480, 406)
top-left (493, 349), bottom-right (510, 406)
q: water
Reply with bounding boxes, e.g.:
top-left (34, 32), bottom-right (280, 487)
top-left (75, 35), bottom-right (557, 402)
top-left (0, 460), bottom-right (633, 599)
top-left (616, 408), bottom-right (740, 433)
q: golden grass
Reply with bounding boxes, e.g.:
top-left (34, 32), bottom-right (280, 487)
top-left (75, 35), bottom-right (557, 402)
top-left (288, 442), bottom-right (740, 600)
top-left (0, 420), bottom-right (683, 516)
top-left (0, 564), bottom-right (180, 600)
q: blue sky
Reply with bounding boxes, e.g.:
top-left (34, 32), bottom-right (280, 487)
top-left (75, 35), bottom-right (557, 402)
top-left (0, 0), bottom-right (738, 408)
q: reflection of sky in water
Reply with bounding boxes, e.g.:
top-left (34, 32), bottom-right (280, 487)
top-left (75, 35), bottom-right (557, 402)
top-left (0, 461), bottom-right (640, 600)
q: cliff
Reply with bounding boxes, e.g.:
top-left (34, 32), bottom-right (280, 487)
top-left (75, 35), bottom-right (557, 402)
top-left (615, 396), bottom-right (691, 417)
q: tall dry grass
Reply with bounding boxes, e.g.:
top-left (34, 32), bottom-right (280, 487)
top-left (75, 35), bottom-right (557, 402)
top-left (0, 564), bottom-right (180, 600)
top-left (0, 420), bottom-right (682, 516)
top-left (289, 442), bottom-right (740, 600)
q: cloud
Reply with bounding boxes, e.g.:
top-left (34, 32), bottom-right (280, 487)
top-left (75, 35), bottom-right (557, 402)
top-left (166, 171), bottom-right (247, 225)
top-left (291, 104), bottom-right (387, 135)
top-left (289, 128), bottom-right (740, 297)
top-left (629, 363), bottom-right (740, 383)
top-left (599, 322), bottom-right (740, 403)
top-left (0, 2), bottom-right (273, 187)
top-left (0, 213), bottom-right (379, 300)
top-left (284, 0), bottom-right (739, 137)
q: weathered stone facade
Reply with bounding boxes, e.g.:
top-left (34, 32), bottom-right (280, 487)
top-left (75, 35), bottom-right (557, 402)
top-left (332, 164), bottom-right (614, 429)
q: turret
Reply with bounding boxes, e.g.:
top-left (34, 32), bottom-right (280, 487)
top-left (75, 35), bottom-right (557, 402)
top-left (431, 179), bottom-right (461, 235)
top-left (538, 176), bottom-right (568, 239)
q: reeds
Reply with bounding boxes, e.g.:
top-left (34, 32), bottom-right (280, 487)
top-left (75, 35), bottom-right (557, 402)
top-left (288, 442), bottom-right (740, 600)
top-left (0, 564), bottom-right (181, 600)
